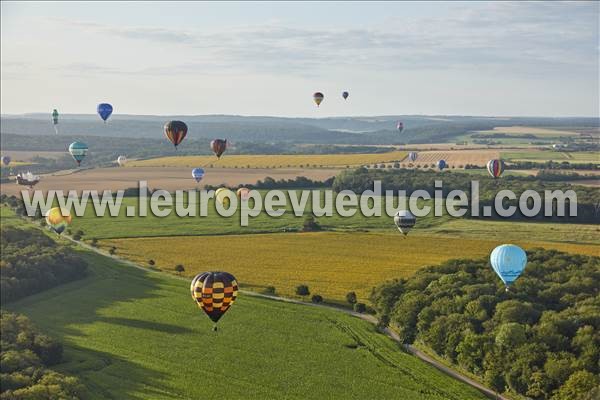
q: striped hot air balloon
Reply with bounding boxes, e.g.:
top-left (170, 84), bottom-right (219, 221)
top-left (191, 272), bottom-right (238, 331)
top-left (68, 142), bottom-right (88, 166)
top-left (408, 152), bottom-right (418, 162)
top-left (487, 159), bottom-right (505, 179)
top-left (394, 210), bottom-right (416, 236)
top-left (210, 139), bottom-right (227, 158)
top-left (397, 121), bottom-right (404, 132)
top-left (164, 120), bottom-right (188, 148)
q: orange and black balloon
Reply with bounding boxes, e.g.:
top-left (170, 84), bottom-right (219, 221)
top-left (210, 139), bottom-right (227, 158)
top-left (164, 120), bottom-right (188, 148)
top-left (190, 271), bottom-right (238, 330)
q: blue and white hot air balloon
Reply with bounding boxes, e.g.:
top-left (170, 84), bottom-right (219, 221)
top-left (408, 152), bottom-right (418, 162)
top-left (192, 168), bottom-right (205, 183)
top-left (490, 244), bottom-right (527, 289)
top-left (437, 159), bottom-right (447, 171)
top-left (68, 141), bottom-right (88, 166)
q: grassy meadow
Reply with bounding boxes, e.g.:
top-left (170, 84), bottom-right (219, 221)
top-left (129, 151), bottom-right (408, 169)
top-left (501, 150), bottom-right (599, 163)
top-left (5, 231), bottom-right (487, 400)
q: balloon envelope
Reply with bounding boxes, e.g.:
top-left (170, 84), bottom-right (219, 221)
top-left (394, 210), bottom-right (416, 235)
top-left (192, 168), bottom-right (205, 183)
top-left (191, 272), bottom-right (238, 324)
top-left (313, 92), bottom-right (324, 107)
top-left (117, 156), bottom-right (126, 166)
top-left (97, 103), bottom-right (113, 122)
top-left (487, 159), bottom-right (505, 178)
top-left (397, 121), bottom-right (404, 132)
top-left (1, 156), bottom-right (10, 166)
top-left (68, 142), bottom-right (88, 166)
top-left (164, 120), bottom-right (188, 148)
top-left (237, 187), bottom-right (251, 201)
top-left (490, 244), bottom-right (527, 287)
top-left (210, 139), bottom-right (227, 158)
top-left (52, 109), bottom-right (59, 125)
top-left (215, 188), bottom-right (233, 208)
top-left (437, 159), bottom-right (447, 171)
top-left (342, 91), bottom-right (349, 100)
top-left (45, 207), bottom-right (72, 234)
top-left (408, 152), bottom-right (418, 162)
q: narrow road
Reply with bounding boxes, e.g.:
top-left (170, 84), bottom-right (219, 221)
top-left (66, 235), bottom-right (508, 400)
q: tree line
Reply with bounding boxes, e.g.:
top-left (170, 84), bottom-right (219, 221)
top-left (370, 249), bottom-right (600, 400)
top-left (332, 168), bottom-right (600, 223)
top-left (1, 225), bottom-right (88, 303)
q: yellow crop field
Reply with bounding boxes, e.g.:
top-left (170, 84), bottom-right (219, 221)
top-left (99, 232), bottom-right (599, 303)
top-left (129, 151), bottom-right (407, 169)
top-left (475, 126), bottom-right (580, 137)
top-left (407, 150), bottom-right (500, 167)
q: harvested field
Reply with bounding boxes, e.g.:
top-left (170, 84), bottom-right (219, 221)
top-left (0, 166), bottom-right (340, 196)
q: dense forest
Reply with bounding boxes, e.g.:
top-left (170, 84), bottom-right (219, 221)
top-left (0, 226), bottom-right (88, 303)
top-left (332, 168), bottom-right (600, 223)
top-left (370, 249), bottom-right (600, 400)
top-left (0, 311), bottom-right (86, 399)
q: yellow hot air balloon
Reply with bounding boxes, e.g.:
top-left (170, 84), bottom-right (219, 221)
top-left (45, 207), bottom-right (72, 234)
top-left (313, 92), bottom-right (324, 107)
top-left (215, 188), bottom-right (233, 208)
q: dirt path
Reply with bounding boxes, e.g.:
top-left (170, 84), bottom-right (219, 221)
top-left (65, 235), bottom-right (508, 400)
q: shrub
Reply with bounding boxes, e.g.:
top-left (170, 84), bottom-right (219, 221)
top-left (346, 291), bottom-right (357, 305)
top-left (174, 264), bottom-right (185, 274)
top-left (148, 259), bottom-right (155, 266)
top-left (295, 285), bottom-right (310, 297)
top-left (354, 303), bottom-right (367, 313)
top-left (311, 295), bottom-right (323, 304)
top-left (263, 286), bottom-right (276, 295)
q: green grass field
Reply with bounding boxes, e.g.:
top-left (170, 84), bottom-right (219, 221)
top-left (4, 232), bottom-right (487, 399)
top-left (502, 150), bottom-right (599, 163)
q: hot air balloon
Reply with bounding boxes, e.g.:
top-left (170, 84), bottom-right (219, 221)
top-left (97, 103), bottom-right (113, 122)
top-left (394, 210), bottom-right (416, 236)
top-left (45, 207), bottom-right (72, 234)
top-left (51, 109), bottom-right (59, 134)
top-left (117, 156), bottom-right (127, 166)
top-left (487, 159), bottom-right (505, 179)
top-left (164, 120), bottom-right (188, 148)
top-left (215, 188), bottom-right (233, 208)
top-left (237, 187), bottom-right (250, 201)
top-left (313, 92), bottom-right (324, 107)
top-left (437, 159), bottom-right (447, 171)
top-left (191, 271), bottom-right (238, 331)
top-left (408, 152), bottom-right (418, 162)
top-left (68, 142), bottom-right (88, 166)
top-left (192, 168), bottom-right (205, 183)
top-left (1, 156), bottom-right (10, 166)
top-left (397, 121), bottom-right (404, 132)
top-left (490, 244), bottom-right (527, 290)
top-left (342, 91), bottom-right (349, 100)
top-left (16, 172), bottom-right (40, 189)
top-left (210, 139), bottom-right (227, 158)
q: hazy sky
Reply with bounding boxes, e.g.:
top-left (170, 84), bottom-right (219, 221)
top-left (1, 1), bottom-right (598, 117)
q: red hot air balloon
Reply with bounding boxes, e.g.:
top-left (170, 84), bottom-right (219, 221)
top-left (210, 139), bottom-right (227, 158)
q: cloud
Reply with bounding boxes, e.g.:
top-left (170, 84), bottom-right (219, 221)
top-left (44, 2), bottom-right (599, 77)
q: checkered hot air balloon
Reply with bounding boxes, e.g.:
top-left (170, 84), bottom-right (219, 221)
top-left (487, 159), bottom-right (505, 179)
top-left (191, 272), bottom-right (238, 331)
